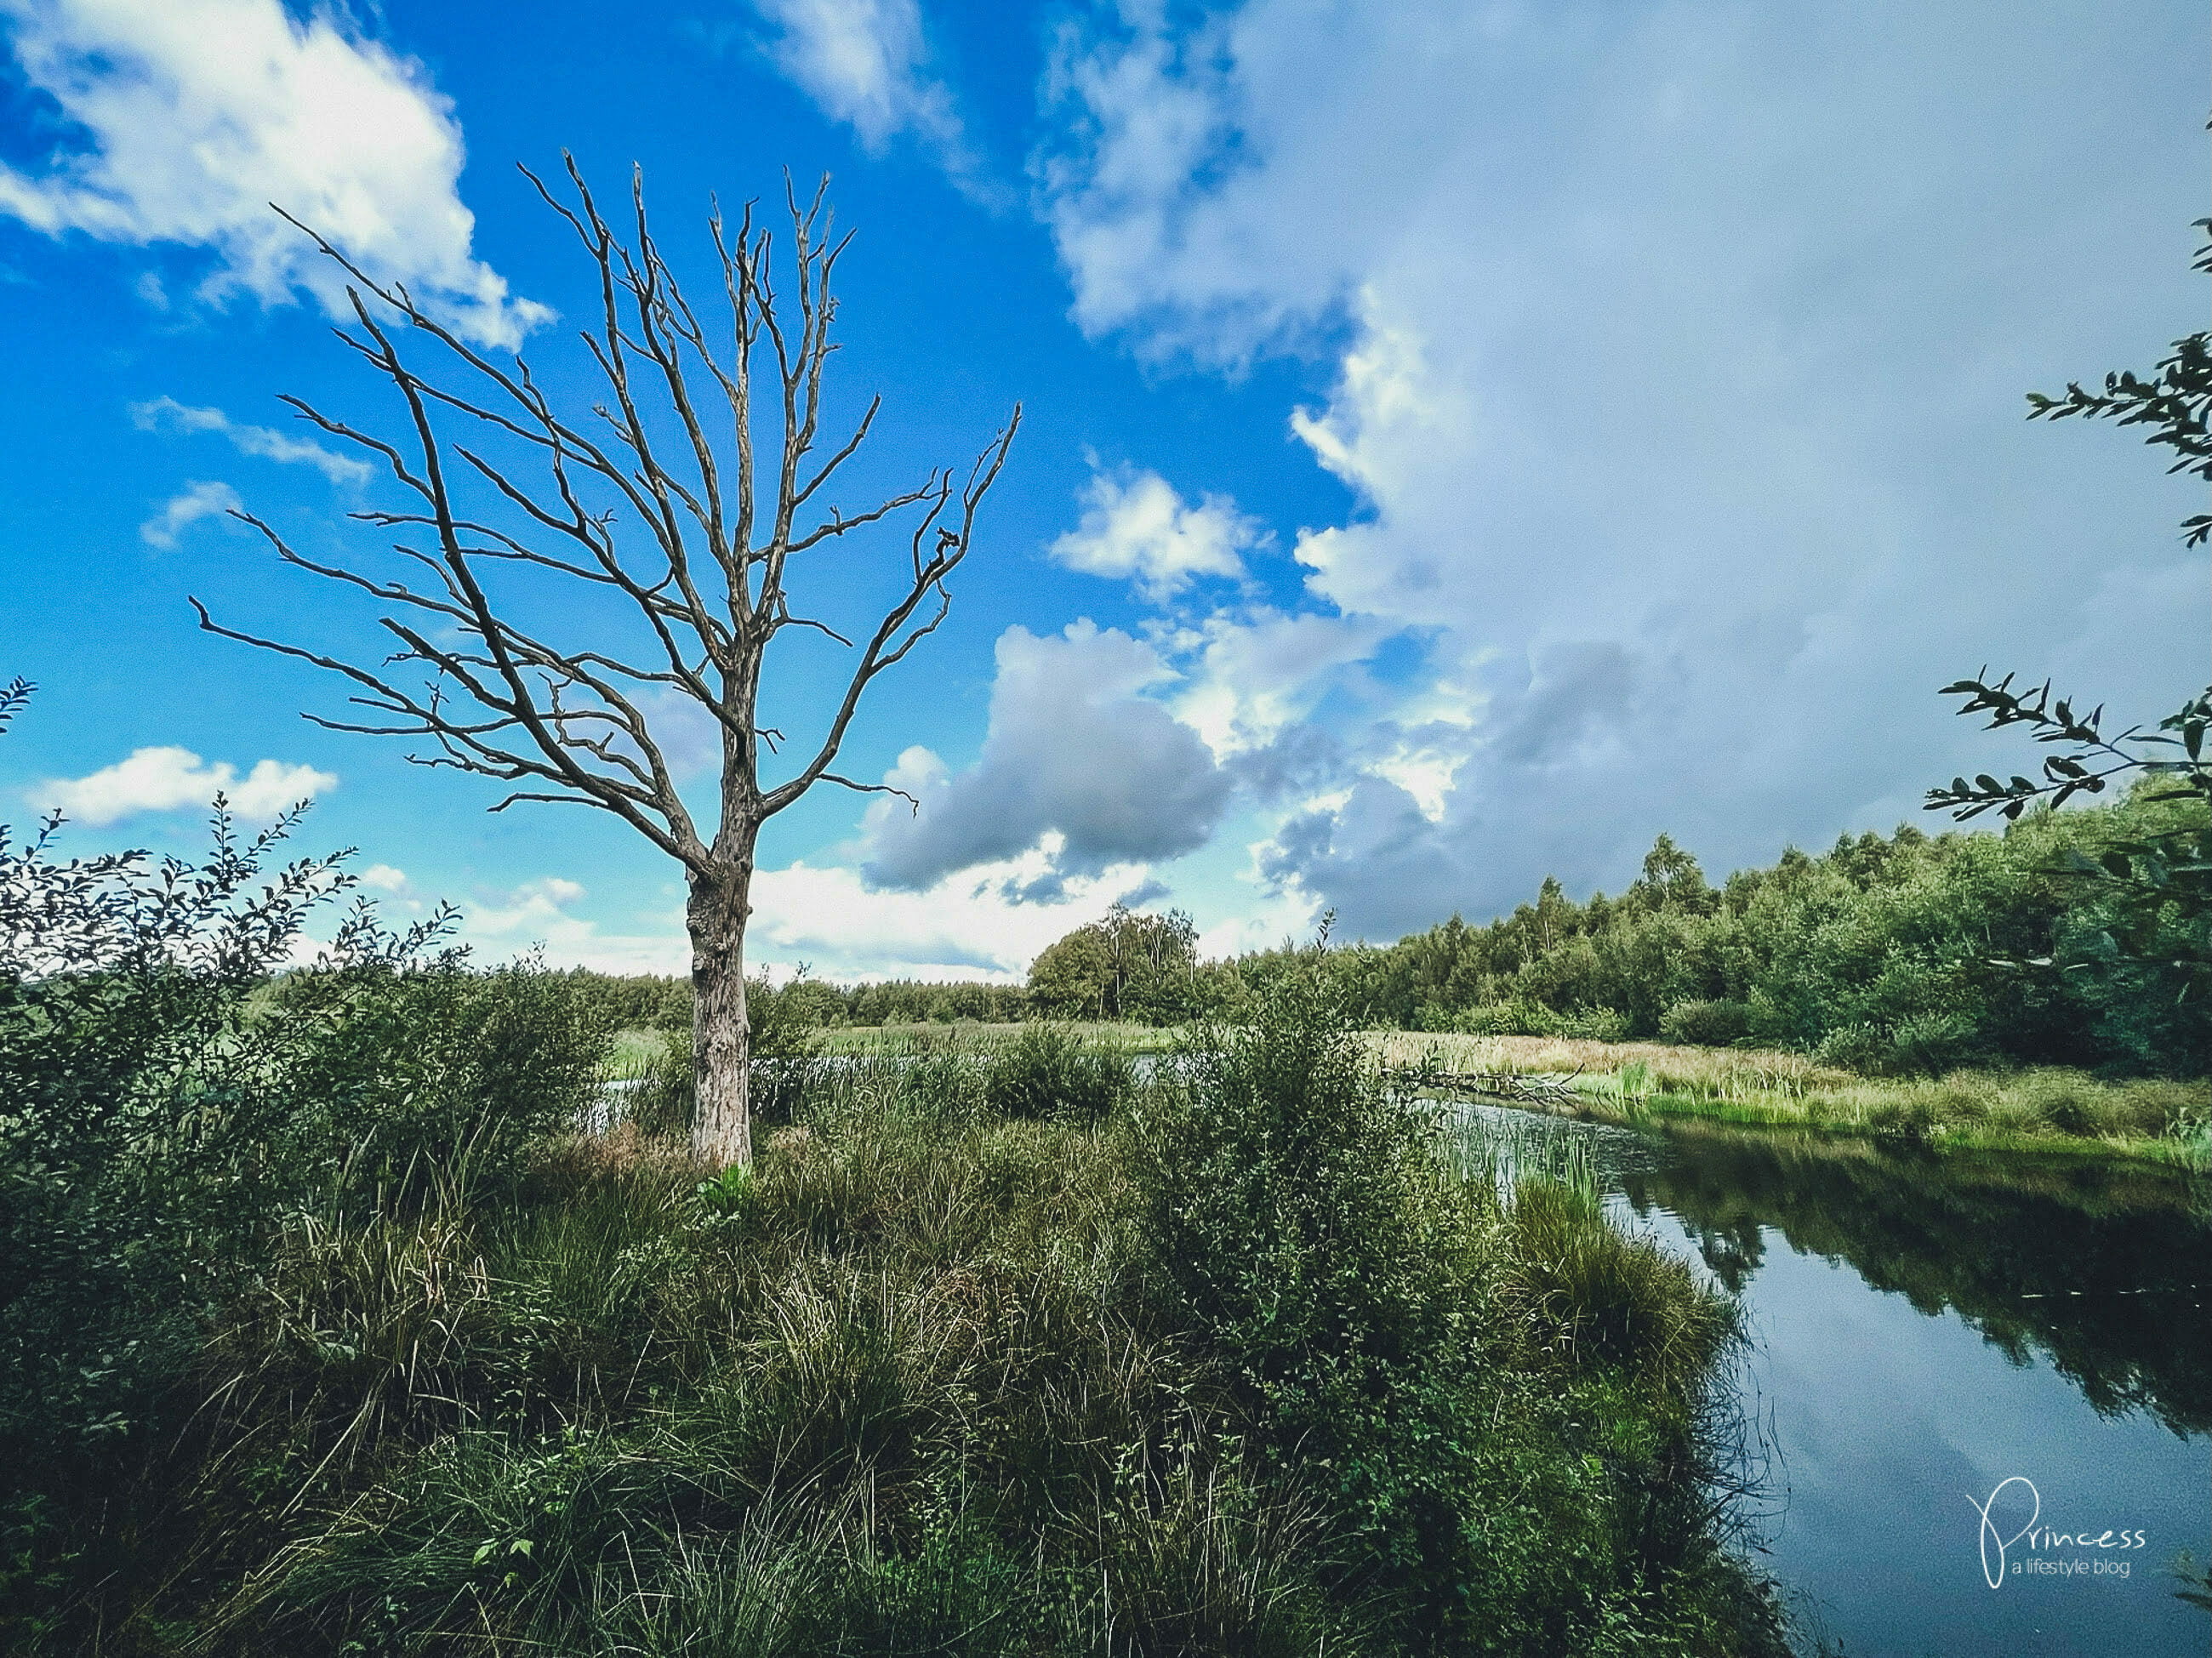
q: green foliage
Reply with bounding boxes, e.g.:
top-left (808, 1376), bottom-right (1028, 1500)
top-left (1240, 795), bottom-right (2209, 1075)
top-left (1, 971), bottom-right (1780, 1655)
top-left (1928, 223), bottom-right (2212, 1007)
top-left (1028, 903), bottom-right (1204, 1023)
top-left (982, 1023), bottom-right (1134, 1123)
top-left (0, 689), bottom-right (1776, 1655)
top-left (1659, 1000), bottom-right (1754, 1048)
top-left (557, 967), bottom-right (1037, 1034)
top-left (1131, 957), bottom-right (1763, 1648)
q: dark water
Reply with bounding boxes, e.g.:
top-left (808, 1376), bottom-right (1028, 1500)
top-left (1462, 1105), bottom-right (2212, 1657)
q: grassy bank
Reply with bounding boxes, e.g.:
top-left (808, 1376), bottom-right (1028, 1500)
top-left (5, 991), bottom-right (1784, 1655)
top-left (807, 1019), bottom-right (1189, 1056)
top-left (1371, 1031), bottom-right (2212, 1167)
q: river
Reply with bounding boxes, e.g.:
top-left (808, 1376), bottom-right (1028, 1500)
top-left (1458, 1102), bottom-right (2212, 1657)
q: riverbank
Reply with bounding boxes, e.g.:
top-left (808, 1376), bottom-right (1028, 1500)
top-left (1373, 1030), bottom-right (2211, 1169)
top-left (711, 1022), bottom-right (2209, 1168)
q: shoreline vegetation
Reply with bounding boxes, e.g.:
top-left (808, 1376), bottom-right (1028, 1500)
top-left (1373, 1031), bottom-right (2211, 1169)
top-left (664, 1023), bottom-right (2209, 1170)
top-left (3, 963), bottom-right (1793, 1655)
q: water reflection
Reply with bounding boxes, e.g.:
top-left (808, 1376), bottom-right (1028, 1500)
top-left (1456, 1102), bottom-right (2212, 1656)
top-left (1624, 1128), bottom-right (2212, 1439)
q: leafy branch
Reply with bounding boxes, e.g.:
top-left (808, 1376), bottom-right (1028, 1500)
top-left (1927, 672), bottom-right (2209, 821)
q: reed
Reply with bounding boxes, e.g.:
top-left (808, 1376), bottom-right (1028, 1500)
top-left (1371, 1030), bottom-right (2211, 1163)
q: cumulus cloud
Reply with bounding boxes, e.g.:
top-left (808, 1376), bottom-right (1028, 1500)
top-left (35, 745), bottom-right (335, 824)
top-left (1036, 0), bottom-right (2209, 928)
top-left (0, 0), bottom-right (546, 347)
top-left (441, 851), bottom-right (1180, 983)
top-left (459, 876), bottom-right (688, 975)
top-left (863, 620), bottom-right (1231, 889)
top-left (130, 396), bottom-right (370, 486)
top-left (740, 0), bottom-right (978, 178)
top-left (754, 848), bottom-right (1157, 981)
top-left (139, 480), bottom-right (242, 547)
top-left (1168, 607), bottom-right (1389, 760)
top-left (1051, 467), bottom-right (1260, 600)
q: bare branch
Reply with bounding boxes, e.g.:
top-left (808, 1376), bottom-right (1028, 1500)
top-left (818, 773), bottom-right (920, 810)
top-left (220, 168), bottom-right (1022, 1162)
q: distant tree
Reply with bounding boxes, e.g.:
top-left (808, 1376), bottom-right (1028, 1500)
top-left (195, 162), bottom-right (1020, 1164)
top-left (1027, 905), bottom-right (1201, 1023)
top-left (1629, 834), bottom-right (1714, 914)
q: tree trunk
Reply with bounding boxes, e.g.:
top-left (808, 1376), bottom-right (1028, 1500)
top-left (688, 851), bottom-right (755, 1165)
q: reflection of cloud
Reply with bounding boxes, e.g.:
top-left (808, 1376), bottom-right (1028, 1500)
top-left (35, 745), bottom-right (335, 824)
top-left (0, 0), bottom-right (545, 345)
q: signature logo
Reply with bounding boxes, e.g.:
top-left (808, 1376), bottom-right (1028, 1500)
top-left (1969, 1478), bottom-right (2148, 1588)
top-left (1970, 1477), bottom-right (2040, 1588)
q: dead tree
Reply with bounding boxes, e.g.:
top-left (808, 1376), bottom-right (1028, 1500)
top-left (192, 159), bottom-right (1020, 1164)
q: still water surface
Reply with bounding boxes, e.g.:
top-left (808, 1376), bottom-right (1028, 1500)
top-left (1462, 1104), bottom-right (2211, 1657)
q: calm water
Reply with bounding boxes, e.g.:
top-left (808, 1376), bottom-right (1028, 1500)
top-left (1460, 1104), bottom-right (2212, 1657)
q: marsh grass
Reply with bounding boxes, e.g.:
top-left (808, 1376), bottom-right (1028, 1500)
top-left (812, 1020), bottom-right (1186, 1057)
top-left (9, 1006), bottom-right (1783, 1656)
top-left (1376, 1031), bottom-right (2211, 1164)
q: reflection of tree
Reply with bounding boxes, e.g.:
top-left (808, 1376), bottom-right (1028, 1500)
top-left (1622, 1130), bottom-right (2212, 1436)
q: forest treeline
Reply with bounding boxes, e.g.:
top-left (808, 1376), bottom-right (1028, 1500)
top-left (1266, 783), bottom-right (2207, 1077)
top-left (576, 783), bottom-right (2207, 1076)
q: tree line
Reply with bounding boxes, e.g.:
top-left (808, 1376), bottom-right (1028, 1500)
top-left (565, 775), bottom-right (2204, 1078)
top-left (1245, 783), bottom-right (2205, 1075)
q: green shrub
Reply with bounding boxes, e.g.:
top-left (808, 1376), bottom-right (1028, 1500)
top-left (1658, 999), bottom-right (1754, 1048)
top-left (1450, 1000), bottom-right (1628, 1040)
top-left (1131, 960), bottom-right (1760, 1648)
top-left (983, 1024), bottom-right (1134, 1123)
top-left (1502, 1177), bottom-right (1737, 1396)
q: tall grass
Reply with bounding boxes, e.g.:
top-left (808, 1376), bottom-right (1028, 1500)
top-left (1377, 1029), bottom-right (2212, 1161)
top-left (7, 1002), bottom-right (1783, 1656)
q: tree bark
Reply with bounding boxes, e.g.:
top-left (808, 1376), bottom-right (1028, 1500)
top-left (687, 849), bottom-right (754, 1165)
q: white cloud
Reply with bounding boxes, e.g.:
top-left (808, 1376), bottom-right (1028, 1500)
top-left (460, 877), bottom-right (687, 975)
top-left (753, 850), bottom-right (1155, 982)
top-left (0, 0), bottom-right (547, 347)
top-left (436, 853), bottom-right (1166, 983)
top-left (139, 480), bottom-right (242, 547)
top-left (743, 0), bottom-right (968, 163)
top-left (1050, 467), bottom-right (1261, 601)
top-left (1035, 0), bottom-right (2209, 933)
top-left (35, 745), bottom-right (336, 824)
top-left (1169, 607), bottom-right (1388, 759)
top-left (356, 863), bottom-right (410, 892)
top-left (130, 396), bottom-right (370, 486)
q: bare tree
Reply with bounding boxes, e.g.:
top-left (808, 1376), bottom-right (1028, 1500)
top-left (193, 158), bottom-right (1020, 1164)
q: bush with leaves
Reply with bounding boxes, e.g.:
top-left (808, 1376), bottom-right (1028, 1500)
top-left (1926, 219), bottom-right (2212, 1016)
top-left (983, 1023), bottom-right (1134, 1122)
top-left (1130, 956), bottom-right (1759, 1646)
top-left (0, 679), bottom-right (615, 1621)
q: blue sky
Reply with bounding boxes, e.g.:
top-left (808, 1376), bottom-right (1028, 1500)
top-left (0, 0), bottom-right (2204, 982)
